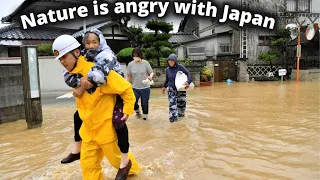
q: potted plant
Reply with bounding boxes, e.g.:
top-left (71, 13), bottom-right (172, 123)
top-left (200, 66), bottom-right (214, 86)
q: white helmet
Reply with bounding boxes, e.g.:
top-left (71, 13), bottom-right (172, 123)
top-left (52, 35), bottom-right (81, 60)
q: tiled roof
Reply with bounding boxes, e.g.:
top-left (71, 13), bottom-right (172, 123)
top-left (169, 33), bottom-right (199, 43)
top-left (0, 24), bottom-right (77, 40)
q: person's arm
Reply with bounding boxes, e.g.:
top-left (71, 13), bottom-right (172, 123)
top-left (100, 71), bottom-right (135, 116)
top-left (179, 65), bottom-right (192, 84)
top-left (87, 51), bottom-right (117, 87)
top-left (162, 68), bottom-right (168, 94)
top-left (126, 74), bottom-right (132, 82)
top-left (126, 63), bottom-right (132, 82)
top-left (163, 68), bottom-right (168, 88)
top-left (64, 71), bottom-right (82, 88)
top-left (146, 61), bottom-right (154, 80)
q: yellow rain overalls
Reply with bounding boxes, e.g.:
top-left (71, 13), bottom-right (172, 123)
top-left (70, 56), bottom-right (140, 180)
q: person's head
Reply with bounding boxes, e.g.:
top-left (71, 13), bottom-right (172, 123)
top-left (167, 53), bottom-right (178, 67)
top-left (52, 34), bottom-right (81, 72)
top-left (132, 47), bottom-right (143, 62)
top-left (83, 32), bottom-right (100, 50)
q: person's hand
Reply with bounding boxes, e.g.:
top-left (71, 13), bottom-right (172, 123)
top-left (73, 86), bottom-right (85, 98)
top-left (80, 77), bottom-right (93, 89)
top-left (162, 87), bottom-right (166, 94)
top-left (185, 82), bottom-right (190, 89)
top-left (121, 114), bottom-right (129, 121)
top-left (147, 75), bottom-right (153, 81)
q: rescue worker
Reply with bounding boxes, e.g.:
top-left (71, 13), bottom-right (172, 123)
top-left (52, 34), bottom-right (140, 180)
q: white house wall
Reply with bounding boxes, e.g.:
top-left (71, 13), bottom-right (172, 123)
top-left (101, 26), bottom-right (113, 34)
top-left (186, 39), bottom-right (209, 60)
top-left (178, 34), bottom-right (232, 61)
top-left (38, 57), bottom-right (71, 91)
top-left (312, 0), bottom-right (320, 13)
top-left (175, 46), bottom-right (185, 60)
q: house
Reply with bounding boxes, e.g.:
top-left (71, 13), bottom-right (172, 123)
top-left (174, 16), bottom-right (240, 61)
top-left (0, 0), bottom-right (134, 58)
top-left (173, 0), bottom-right (319, 80)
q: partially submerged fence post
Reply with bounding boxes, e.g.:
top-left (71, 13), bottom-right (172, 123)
top-left (20, 46), bottom-right (43, 129)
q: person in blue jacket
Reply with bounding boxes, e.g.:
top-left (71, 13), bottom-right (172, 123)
top-left (162, 54), bottom-right (192, 123)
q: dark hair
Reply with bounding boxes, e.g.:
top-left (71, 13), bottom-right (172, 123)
top-left (132, 47), bottom-right (143, 58)
top-left (83, 32), bottom-right (100, 44)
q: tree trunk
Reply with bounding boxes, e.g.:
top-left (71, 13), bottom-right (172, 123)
top-left (157, 57), bottom-right (160, 66)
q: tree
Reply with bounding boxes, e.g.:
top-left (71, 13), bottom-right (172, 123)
top-left (37, 43), bottom-right (53, 56)
top-left (258, 51), bottom-right (279, 69)
top-left (270, 28), bottom-right (291, 74)
top-left (127, 26), bottom-right (144, 47)
top-left (143, 20), bottom-right (175, 66)
top-left (257, 28), bottom-right (290, 70)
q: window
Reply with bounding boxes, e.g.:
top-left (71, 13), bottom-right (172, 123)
top-left (286, 0), bottom-right (310, 12)
top-left (219, 44), bottom-right (231, 53)
top-left (187, 47), bottom-right (205, 56)
top-left (258, 36), bottom-right (273, 46)
top-left (8, 47), bottom-right (20, 57)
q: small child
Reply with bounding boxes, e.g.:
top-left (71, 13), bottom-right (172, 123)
top-left (62, 29), bottom-right (131, 172)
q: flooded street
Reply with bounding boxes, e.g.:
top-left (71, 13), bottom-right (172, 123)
top-left (0, 81), bottom-right (319, 180)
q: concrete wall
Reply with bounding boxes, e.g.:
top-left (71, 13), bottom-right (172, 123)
top-left (0, 65), bottom-right (25, 123)
top-left (151, 66), bottom-right (201, 88)
top-left (0, 57), bottom-right (130, 92)
top-left (36, 57), bottom-right (128, 91)
top-left (237, 60), bottom-right (249, 82)
top-left (291, 69), bottom-right (320, 81)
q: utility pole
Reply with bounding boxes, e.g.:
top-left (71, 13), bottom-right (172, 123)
top-left (20, 46), bottom-right (43, 129)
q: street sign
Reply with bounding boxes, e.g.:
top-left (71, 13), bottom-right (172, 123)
top-left (296, 45), bottom-right (301, 58)
top-left (278, 69), bottom-right (287, 76)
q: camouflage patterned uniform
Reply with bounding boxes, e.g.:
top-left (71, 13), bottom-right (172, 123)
top-left (63, 29), bottom-right (124, 90)
top-left (167, 86), bottom-right (187, 122)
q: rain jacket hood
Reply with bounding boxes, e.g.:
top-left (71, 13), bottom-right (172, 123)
top-left (167, 53), bottom-right (178, 68)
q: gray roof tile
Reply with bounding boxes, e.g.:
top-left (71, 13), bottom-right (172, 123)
top-left (0, 24), bottom-right (76, 40)
top-left (169, 33), bottom-right (199, 43)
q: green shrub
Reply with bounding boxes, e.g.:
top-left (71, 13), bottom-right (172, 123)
top-left (37, 43), bottom-right (53, 56)
top-left (117, 47), bottom-right (133, 64)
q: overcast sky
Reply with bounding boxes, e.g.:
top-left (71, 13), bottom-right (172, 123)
top-left (0, 0), bottom-right (24, 27)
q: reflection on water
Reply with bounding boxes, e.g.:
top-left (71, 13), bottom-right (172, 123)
top-left (0, 81), bottom-right (319, 180)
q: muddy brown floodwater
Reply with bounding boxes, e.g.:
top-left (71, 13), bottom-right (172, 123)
top-left (0, 81), bottom-right (319, 180)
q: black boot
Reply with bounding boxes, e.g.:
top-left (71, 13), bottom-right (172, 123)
top-left (115, 160), bottom-right (132, 180)
top-left (61, 153), bottom-right (80, 164)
